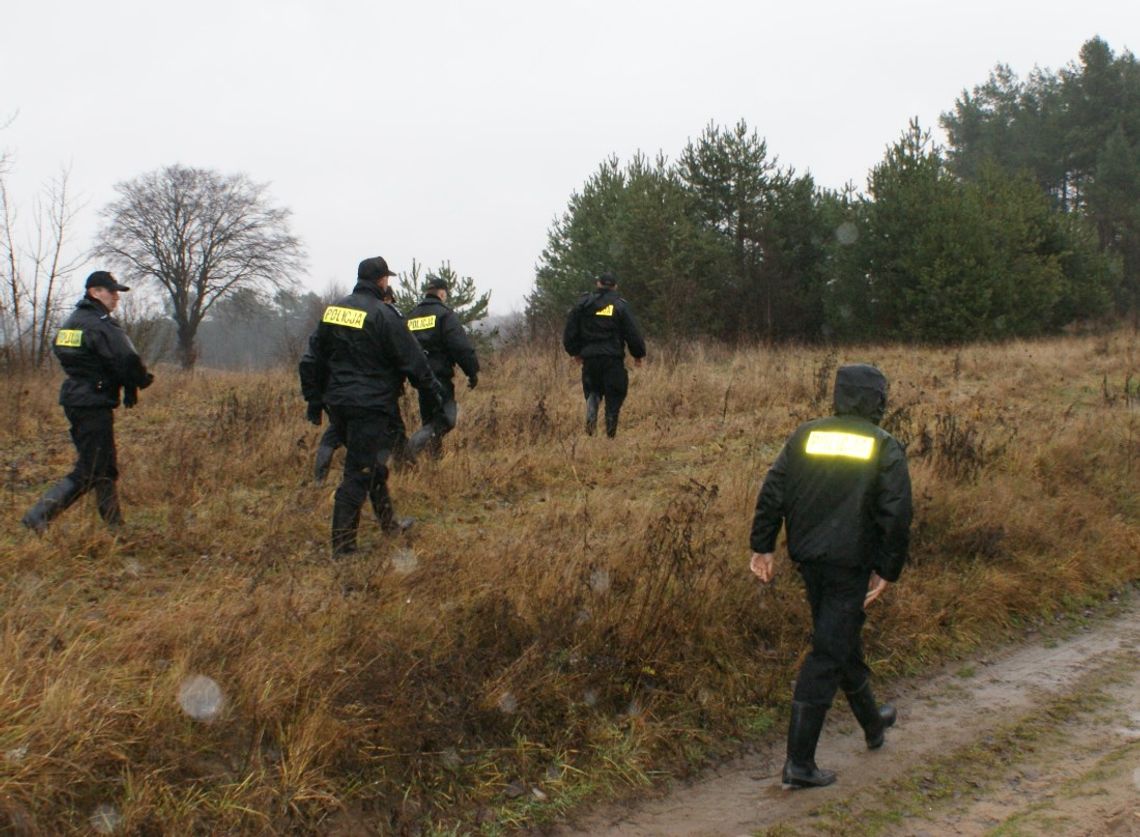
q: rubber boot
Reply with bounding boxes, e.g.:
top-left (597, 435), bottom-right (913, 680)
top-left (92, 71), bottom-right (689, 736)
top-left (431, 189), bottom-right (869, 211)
top-left (844, 680), bottom-right (896, 750)
top-left (585, 394), bottom-right (600, 436)
top-left (604, 412), bottom-right (619, 439)
top-left (94, 480), bottom-right (124, 528)
top-left (21, 477), bottom-right (82, 534)
top-left (331, 501), bottom-right (361, 556)
top-left (406, 425), bottom-right (436, 461)
top-left (782, 701), bottom-right (837, 788)
top-left (313, 444), bottom-right (336, 485)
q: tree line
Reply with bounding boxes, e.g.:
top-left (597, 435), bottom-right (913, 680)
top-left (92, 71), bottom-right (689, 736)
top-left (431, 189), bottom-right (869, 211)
top-left (526, 36), bottom-right (1136, 343)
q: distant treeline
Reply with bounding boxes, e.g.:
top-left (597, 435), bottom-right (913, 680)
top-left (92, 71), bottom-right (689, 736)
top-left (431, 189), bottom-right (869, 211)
top-left (526, 36), bottom-right (1138, 343)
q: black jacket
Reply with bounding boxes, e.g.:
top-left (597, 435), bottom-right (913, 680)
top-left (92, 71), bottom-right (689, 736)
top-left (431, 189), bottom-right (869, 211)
top-left (562, 289), bottom-right (646, 361)
top-left (299, 282), bottom-right (440, 410)
top-left (53, 296), bottom-right (151, 408)
top-left (750, 364), bottom-right (913, 581)
top-left (406, 295), bottom-right (480, 382)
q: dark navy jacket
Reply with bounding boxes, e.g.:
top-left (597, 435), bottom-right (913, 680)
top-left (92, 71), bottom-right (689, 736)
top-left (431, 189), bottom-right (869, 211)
top-left (406, 295), bottom-right (480, 382)
top-left (562, 289), bottom-right (646, 361)
top-left (53, 296), bottom-right (151, 408)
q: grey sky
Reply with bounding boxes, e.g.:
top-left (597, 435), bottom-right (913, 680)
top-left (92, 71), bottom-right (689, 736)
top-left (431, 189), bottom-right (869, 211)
top-left (3, 1), bottom-right (1136, 314)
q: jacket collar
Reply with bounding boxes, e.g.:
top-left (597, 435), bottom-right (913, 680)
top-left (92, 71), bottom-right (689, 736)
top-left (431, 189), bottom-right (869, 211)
top-left (78, 295), bottom-right (112, 317)
top-left (351, 281), bottom-right (385, 300)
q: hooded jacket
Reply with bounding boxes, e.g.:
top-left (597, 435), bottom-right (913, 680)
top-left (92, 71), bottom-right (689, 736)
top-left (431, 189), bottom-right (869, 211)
top-left (562, 289), bottom-right (646, 361)
top-left (749, 364), bottom-right (913, 581)
top-left (299, 281), bottom-right (440, 410)
top-left (406, 294), bottom-right (480, 382)
top-left (53, 296), bottom-right (151, 408)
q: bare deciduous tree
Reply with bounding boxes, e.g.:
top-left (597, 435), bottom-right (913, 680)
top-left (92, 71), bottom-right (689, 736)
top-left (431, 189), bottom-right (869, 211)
top-left (94, 164), bottom-right (306, 369)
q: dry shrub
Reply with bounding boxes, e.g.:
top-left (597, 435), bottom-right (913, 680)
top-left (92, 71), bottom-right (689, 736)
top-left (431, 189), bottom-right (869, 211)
top-left (0, 331), bottom-right (1137, 832)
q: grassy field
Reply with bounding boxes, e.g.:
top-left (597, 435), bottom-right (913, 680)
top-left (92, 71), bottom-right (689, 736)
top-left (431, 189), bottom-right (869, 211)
top-left (1, 331), bottom-right (1138, 835)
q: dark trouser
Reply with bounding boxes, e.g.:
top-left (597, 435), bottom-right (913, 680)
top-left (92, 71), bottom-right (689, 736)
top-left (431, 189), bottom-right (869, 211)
top-left (23, 406), bottom-right (121, 530)
top-left (326, 404), bottom-right (402, 553)
top-left (792, 563), bottom-right (872, 707)
top-left (409, 378), bottom-right (457, 459)
top-left (581, 356), bottom-right (628, 437)
top-left (315, 408), bottom-right (409, 482)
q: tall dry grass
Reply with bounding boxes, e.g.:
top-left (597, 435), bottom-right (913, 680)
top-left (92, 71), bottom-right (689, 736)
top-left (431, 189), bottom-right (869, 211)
top-left (1, 330), bottom-right (1138, 834)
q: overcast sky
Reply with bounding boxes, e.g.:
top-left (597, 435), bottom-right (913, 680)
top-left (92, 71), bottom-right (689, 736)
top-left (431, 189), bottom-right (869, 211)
top-left (2, 1), bottom-right (1137, 315)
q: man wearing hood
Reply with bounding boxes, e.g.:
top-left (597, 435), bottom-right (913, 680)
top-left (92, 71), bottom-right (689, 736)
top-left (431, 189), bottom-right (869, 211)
top-left (562, 272), bottom-right (646, 437)
top-left (21, 270), bottom-right (154, 533)
top-left (749, 364), bottom-right (913, 788)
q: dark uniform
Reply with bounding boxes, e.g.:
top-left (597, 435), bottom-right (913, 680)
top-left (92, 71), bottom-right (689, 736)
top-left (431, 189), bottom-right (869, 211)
top-left (21, 272), bottom-right (153, 533)
top-left (405, 282), bottom-right (480, 459)
top-left (750, 364), bottom-right (913, 787)
top-left (562, 275), bottom-right (646, 437)
top-left (299, 257), bottom-right (443, 555)
top-left (312, 287), bottom-right (409, 484)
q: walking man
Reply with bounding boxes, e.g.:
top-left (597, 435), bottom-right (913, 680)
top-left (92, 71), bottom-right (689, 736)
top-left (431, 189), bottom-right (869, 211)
top-left (312, 284), bottom-right (409, 484)
top-left (299, 256), bottom-right (444, 555)
top-left (405, 274), bottom-right (480, 460)
top-left (749, 364), bottom-right (913, 788)
top-left (21, 271), bottom-right (154, 533)
top-left (562, 272), bottom-right (646, 437)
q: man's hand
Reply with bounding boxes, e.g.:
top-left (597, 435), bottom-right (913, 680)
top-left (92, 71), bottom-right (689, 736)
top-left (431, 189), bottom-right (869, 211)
top-left (467, 374), bottom-right (478, 390)
top-left (750, 552), bottom-right (775, 583)
top-left (864, 572), bottom-right (890, 607)
top-left (139, 372), bottom-right (155, 390)
top-left (306, 402), bottom-right (323, 426)
top-left (123, 387), bottom-right (138, 408)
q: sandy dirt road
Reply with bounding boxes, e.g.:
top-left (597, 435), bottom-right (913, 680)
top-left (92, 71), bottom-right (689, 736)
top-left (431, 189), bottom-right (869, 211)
top-left (557, 598), bottom-right (1140, 836)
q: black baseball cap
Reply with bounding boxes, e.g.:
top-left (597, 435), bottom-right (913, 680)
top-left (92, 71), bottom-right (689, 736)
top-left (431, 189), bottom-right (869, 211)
top-left (596, 272), bottom-right (617, 287)
top-left (85, 271), bottom-right (130, 292)
top-left (425, 275), bottom-right (448, 292)
top-left (358, 256), bottom-right (398, 281)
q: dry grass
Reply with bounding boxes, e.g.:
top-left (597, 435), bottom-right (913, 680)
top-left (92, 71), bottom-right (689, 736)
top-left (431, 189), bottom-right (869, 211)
top-left (1, 330), bottom-right (1138, 834)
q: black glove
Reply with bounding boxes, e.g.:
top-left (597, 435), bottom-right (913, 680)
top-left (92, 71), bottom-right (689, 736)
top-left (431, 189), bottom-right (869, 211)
top-left (467, 374), bottom-right (478, 390)
top-left (139, 372), bottom-right (155, 390)
top-left (306, 402), bottom-right (324, 426)
top-left (124, 387), bottom-right (139, 408)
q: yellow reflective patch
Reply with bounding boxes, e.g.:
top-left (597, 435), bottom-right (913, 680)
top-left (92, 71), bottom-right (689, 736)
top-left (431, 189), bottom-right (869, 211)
top-left (322, 306), bottom-right (367, 329)
top-left (55, 329), bottom-right (83, 347)
top-left (407, 315), bottom-right (437, 332)
top-left (805, 431), bottom-right (875, 461)
top-left (595, 304), bottom-right (614, 317)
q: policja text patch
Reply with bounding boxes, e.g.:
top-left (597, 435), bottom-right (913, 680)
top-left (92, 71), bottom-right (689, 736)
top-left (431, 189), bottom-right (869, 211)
top-left (55, 329), bottom-right (83, 347)
top-left (322, 306), bottom-right (367, 329)
top-left (804, 430), bottom-right (875, 461)
top-left (407, 315), bottom-right (437, 331)
top-left (595, 305), bottom-right (614, 317)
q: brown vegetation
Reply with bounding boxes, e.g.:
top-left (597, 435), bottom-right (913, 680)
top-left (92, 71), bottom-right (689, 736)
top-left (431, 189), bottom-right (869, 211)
top-left (1, 332), bottom-right (1138, 834)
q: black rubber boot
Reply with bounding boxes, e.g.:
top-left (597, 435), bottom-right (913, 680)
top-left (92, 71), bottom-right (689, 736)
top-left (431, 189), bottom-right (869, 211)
top-left (604, 412), bottom-right (619, 439)
top-left (21, 477), bottom-right (82, 534)
top-left (782, 701), bottom-right (837, 788)
top-left (585, 394), bottom-right (600, 436)
top-left (331, 502), bottom-right (361, 556)
top-left (313, 444), bottom-right (336, 485)
top-left (94, 480), bottom-right (124, 528)
top-left (844, 680), bottom-right (896, 750)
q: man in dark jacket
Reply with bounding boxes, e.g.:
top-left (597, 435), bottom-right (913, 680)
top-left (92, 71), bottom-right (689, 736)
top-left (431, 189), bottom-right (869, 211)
top-left (21, 270), bottom-right (154, 533)
top-left (562, 272), bottom-right (646, 437)
top-left (312, 284), bottom-right (409, 484)
top-left (405, 275), bottom-right (480, 460)
top-left (299, 256), bottom-right (444, 555)
top-left (749, 364), bottom-right (913, 788)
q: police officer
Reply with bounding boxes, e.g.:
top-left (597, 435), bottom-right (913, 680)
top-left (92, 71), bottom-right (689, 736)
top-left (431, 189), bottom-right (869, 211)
top-left (21, 270), bottom-right (154, 533)
top-left (405, 275), bottom-right (480, 460)
top-left (562, 272), bottom-right (646, 437)
top-left (299, 256), bottom-right (444, 556)
top-left (749, 364), bottom-right (913, 788)
top-left (312, 284), bottom-right (409, 484)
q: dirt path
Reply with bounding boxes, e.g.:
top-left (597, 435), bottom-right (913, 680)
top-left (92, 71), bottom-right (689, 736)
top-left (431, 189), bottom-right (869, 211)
top-left (557, 598), bottom-right (1140, 836)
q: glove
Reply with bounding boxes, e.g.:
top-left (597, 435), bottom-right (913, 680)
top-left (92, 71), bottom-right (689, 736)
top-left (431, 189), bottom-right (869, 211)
top-left (139, 372), bottom-right (155, 390)
top-left (306, 402), bottom-right (324, 426)
top-left (123, 387), bottom-right (138, 408)
top-left (467, 374), bottom-right (478, 390)
top-left (430, 379), bottom-right (447, 411)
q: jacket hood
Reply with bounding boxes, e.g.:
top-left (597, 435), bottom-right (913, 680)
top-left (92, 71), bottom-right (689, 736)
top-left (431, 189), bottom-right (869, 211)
top-left (833, 364), bottom-right (888, 424)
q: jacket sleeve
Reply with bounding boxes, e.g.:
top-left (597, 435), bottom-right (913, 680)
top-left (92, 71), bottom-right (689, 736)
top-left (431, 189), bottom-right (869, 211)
top-left (97, 321), bottom-right (150, 389)
top-left (562, 304), bottom-right (582, 356)
top-left (384, 312), bottom-right (440, 401)
top-left (619, 303), bottom-right (647, 359)
top-left (872, 437), bottom-right (913, 582)
top-left (298, 327), bottom-right (328, 404)
top-left (749, 443), bottom-right (789, 553)
top-left (443, 311), bottom-right (480, 378)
